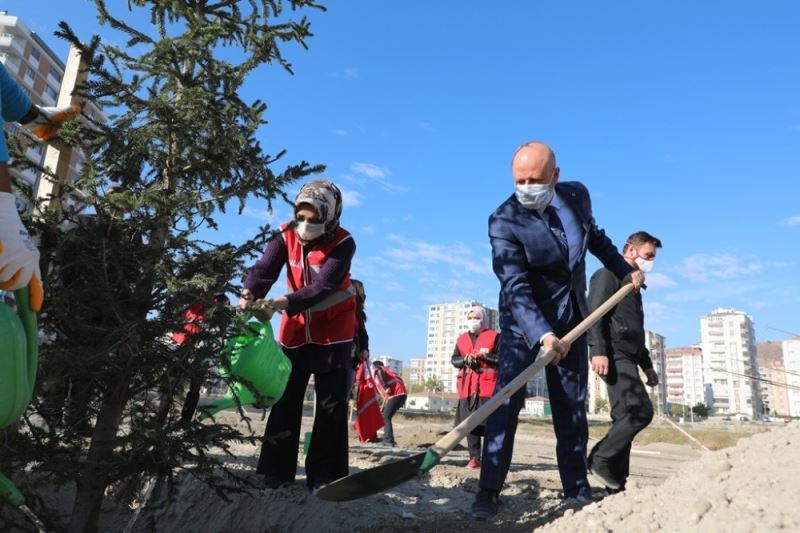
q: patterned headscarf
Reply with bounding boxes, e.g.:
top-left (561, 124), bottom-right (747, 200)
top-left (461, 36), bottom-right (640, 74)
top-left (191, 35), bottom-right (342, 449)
top-left (294, 179), bottom-right (343, 242)
top-left (467, 305), bottom-right (490, 333)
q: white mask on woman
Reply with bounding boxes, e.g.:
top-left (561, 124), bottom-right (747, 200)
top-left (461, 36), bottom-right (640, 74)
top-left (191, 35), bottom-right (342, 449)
top-left (467, 319), bottom-right (482, 333)
top-left (296, 221), bottom-right (325, 241)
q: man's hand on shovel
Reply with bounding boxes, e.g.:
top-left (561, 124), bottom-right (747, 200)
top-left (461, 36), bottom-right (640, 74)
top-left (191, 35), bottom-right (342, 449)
top-left (541, 334), bottom-right (571, 365)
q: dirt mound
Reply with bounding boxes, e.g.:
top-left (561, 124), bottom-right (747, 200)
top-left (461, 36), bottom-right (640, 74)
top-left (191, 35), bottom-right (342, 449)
top-left (540, 424), bottom-right (800, 533)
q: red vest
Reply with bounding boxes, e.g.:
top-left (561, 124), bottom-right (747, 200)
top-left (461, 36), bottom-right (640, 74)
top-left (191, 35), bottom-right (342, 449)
top-left (375, 366), bottom-right (407, 399)
top-left (278, 224), bottom-right (356, 348)
top-left (455, 330), bottom-right (499, 400)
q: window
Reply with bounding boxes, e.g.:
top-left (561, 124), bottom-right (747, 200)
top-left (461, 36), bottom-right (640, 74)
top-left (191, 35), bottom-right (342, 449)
top-left (47, 66), bottom-right (62, 83)
top-left (30, 48), bottom-right (41, 61)
top-left (44, 84), bottom-right (58, 100)
top-left (25, 66), bottom-right (35, 80)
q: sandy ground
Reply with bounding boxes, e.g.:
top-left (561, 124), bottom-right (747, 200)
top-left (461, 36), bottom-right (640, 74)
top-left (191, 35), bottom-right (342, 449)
top-left (540, 423), bottom-right (800, 533)
top-left (5, 412), bottom-right (797, 532)
top-left (123, 412), bottom-right (708, 533)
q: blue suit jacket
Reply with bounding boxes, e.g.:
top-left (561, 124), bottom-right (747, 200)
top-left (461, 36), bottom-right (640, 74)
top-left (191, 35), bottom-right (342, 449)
top-left (488, 181), bottom-right (634, 350)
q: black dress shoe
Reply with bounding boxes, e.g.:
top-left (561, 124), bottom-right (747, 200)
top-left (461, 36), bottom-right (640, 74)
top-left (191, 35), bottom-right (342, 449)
top-left (471, 489), bottom-right (500, 521)
top-left (589, 458), bottom-right (622, 490)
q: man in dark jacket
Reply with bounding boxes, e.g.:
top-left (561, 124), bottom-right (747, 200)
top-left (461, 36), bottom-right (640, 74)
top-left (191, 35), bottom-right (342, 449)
top-left (587, 231), bottom-right (662, 493)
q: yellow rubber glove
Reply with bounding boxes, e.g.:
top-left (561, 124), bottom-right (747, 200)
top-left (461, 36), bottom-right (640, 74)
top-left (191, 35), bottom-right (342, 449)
top-left (0, 192), bottom-right (43, 312)
top-left (22, 104), bottom-right (80, 141)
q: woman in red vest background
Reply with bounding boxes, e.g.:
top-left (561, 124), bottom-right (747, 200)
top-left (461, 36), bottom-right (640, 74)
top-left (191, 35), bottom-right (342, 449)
top-left (372, 360), bottom-right (407, 447)
top-left (239, 180), bottom-right (356, 492)
top-left (452, 305), bottom-right (499, 469)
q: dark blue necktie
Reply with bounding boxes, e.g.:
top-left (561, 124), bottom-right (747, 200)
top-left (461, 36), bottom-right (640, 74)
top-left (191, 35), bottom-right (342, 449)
top-left (545, 205), bottom-right (568, 258)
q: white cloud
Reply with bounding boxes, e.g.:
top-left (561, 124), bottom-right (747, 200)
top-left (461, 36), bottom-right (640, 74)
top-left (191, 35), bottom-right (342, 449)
top-left (779, 215), bottom-right (800, 227)
top-left (351, 162), bottom-right (407, 193)
top-left (362, 225), bottom-right (376, 234)
top-left (383, 234), bottom-right (492, 275)
top-left (645, 272), bottom-right (677, 289)
top-left (352, 162), bottom-right (390, 179)
top-left (241, 205), bottom-right (279, 223)
top-left (663, 280), bottom-right (767, 304)
top-left (340, 187), bottom-right (363, 207)
top-left (676, 253), bottom-right (763, 283)
top-left (332, 128), bottom-right (348, 136)
top-left (343, 67), bottom-right (360, 79)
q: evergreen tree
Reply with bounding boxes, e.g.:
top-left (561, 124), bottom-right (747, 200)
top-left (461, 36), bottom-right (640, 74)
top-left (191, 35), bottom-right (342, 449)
top-left (1, 1), bottom-right (326, 531)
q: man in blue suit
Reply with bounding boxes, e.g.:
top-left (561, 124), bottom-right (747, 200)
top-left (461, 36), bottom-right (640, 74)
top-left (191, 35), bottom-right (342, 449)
top-left (471, 141), bottom-right (645, 520)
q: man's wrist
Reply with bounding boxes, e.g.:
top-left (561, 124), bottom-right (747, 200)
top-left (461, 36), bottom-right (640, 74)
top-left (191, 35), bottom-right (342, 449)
top-left (539, 332), bottom-right (555, 345)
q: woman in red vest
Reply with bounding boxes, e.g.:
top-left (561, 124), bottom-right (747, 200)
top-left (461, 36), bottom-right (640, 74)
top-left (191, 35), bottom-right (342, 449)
top-left (452, 305), bottom-right (499, 469)
top-left (239, 180), bottom-right (356, 492)
top-left (372, 360), bottom-right (407, 447)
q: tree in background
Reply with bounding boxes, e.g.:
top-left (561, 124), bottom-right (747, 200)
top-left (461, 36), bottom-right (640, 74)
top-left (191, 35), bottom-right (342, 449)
top-left (1, 1), bottom-right (325, 532)
top-left (594, 397), bottom-right (609, 415)
top-left (692, 403), bottom-right (709, 418)
top-left (425, 376), bottom-right (445, 393)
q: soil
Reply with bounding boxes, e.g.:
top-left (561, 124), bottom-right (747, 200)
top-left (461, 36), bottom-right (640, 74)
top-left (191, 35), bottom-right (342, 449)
top-left (5, 413), bottom-right (797, 532)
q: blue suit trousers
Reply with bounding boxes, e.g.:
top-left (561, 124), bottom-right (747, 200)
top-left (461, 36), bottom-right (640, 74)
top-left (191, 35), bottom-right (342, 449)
top-left (478, 328), bottom-right (590, 500)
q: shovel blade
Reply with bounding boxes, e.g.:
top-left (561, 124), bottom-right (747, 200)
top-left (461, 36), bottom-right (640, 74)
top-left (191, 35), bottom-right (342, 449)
top-left (315, 452), bottom-right (426, 502)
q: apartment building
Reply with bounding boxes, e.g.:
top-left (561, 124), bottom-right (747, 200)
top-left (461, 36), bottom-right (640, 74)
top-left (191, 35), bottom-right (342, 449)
top-left (700, 308), bottom-right (760, 417)
top-left (1, 11), bottom-right (102, 212)
top-left (783, 338), bottom-right (800, 417)
top-left (664, 345), bottom-right (705, 412)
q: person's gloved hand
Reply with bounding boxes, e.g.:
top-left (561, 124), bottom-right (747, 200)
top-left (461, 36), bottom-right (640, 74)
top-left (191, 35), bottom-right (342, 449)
top-left (22, 104), bottom-right (80, 141)
top-left (0, 192), bottom-right (43, 311)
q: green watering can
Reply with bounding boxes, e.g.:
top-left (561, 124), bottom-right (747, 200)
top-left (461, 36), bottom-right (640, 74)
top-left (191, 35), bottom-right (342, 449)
top-left (198, 317), bottom-right (291, 421)
top-left (0, 289), bottom-right (38, 507)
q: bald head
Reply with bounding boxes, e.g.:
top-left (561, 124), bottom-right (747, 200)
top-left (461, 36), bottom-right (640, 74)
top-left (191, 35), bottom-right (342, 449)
top-left (511, 141), bottom-right (559, 187)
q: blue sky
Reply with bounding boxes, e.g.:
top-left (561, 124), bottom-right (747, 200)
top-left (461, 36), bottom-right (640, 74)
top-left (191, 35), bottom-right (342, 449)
top-left (9, 1), bottom-right (800, 361)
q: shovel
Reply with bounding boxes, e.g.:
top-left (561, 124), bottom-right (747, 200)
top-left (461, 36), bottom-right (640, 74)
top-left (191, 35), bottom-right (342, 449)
top-left (316, 283), bottom-right (635, 501)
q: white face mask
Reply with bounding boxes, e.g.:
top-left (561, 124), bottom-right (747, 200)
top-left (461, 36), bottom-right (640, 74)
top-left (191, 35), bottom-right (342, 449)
top-left (467, 319), bottom-right (482, 333)
top-left (515, 182), bottom-right (554, 210)
top-left (635, 257), bottom-right (655, 273)
top-left (296, 221), bottom-right (325, 241)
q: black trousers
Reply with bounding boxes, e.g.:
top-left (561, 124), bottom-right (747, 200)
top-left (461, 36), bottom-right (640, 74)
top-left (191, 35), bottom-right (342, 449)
top-left (256, 344), bottom-right (350, 487)
top-left (590, 356), bottom-right (654, 485)
top-left (381, 394), bottom-right (406, 443)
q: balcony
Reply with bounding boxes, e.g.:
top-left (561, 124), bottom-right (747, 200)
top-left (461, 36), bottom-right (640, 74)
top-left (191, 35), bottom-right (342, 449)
top-left (0, 33), bottom-right (25, 57)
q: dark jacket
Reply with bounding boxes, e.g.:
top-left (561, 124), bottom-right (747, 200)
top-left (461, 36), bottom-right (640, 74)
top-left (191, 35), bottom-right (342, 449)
top-left (587, 267), bottom-right (653, 370)
top-left (489, 181), bottom-right (634, 348)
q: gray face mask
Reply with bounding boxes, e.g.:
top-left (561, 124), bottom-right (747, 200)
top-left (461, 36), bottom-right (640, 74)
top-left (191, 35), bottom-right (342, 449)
top-left (515, 182), bottom-right (554, 210)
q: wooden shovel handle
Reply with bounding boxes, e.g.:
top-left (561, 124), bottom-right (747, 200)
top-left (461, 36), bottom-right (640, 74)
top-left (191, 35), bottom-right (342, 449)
top-left (429, 283), bottom-right (634, 459)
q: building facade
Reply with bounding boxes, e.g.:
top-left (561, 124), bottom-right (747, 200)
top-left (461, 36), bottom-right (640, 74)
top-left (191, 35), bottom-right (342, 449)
top-left (374, 356), bottom-right (403, 377)
top-left (425, 301), bottom-right (499, 393)
top-left (783, 338), bottom-right (800, 418)
top-left (407, 357), bottom-right (426, 386)
top-left (645, 330), bottom-right (667, 417)
top-left (405, 392), bottom-right (459, 413)
top-left (1, 11), bottom-right (102, 212)
top-left (1, 11), bottom-right (65, 207)
top-left (664, 345), bottom-right (704, 414)
top-left (700, 308), bottom-right (760, 417)
top-left (759, 363), bottom-right (789, 418)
